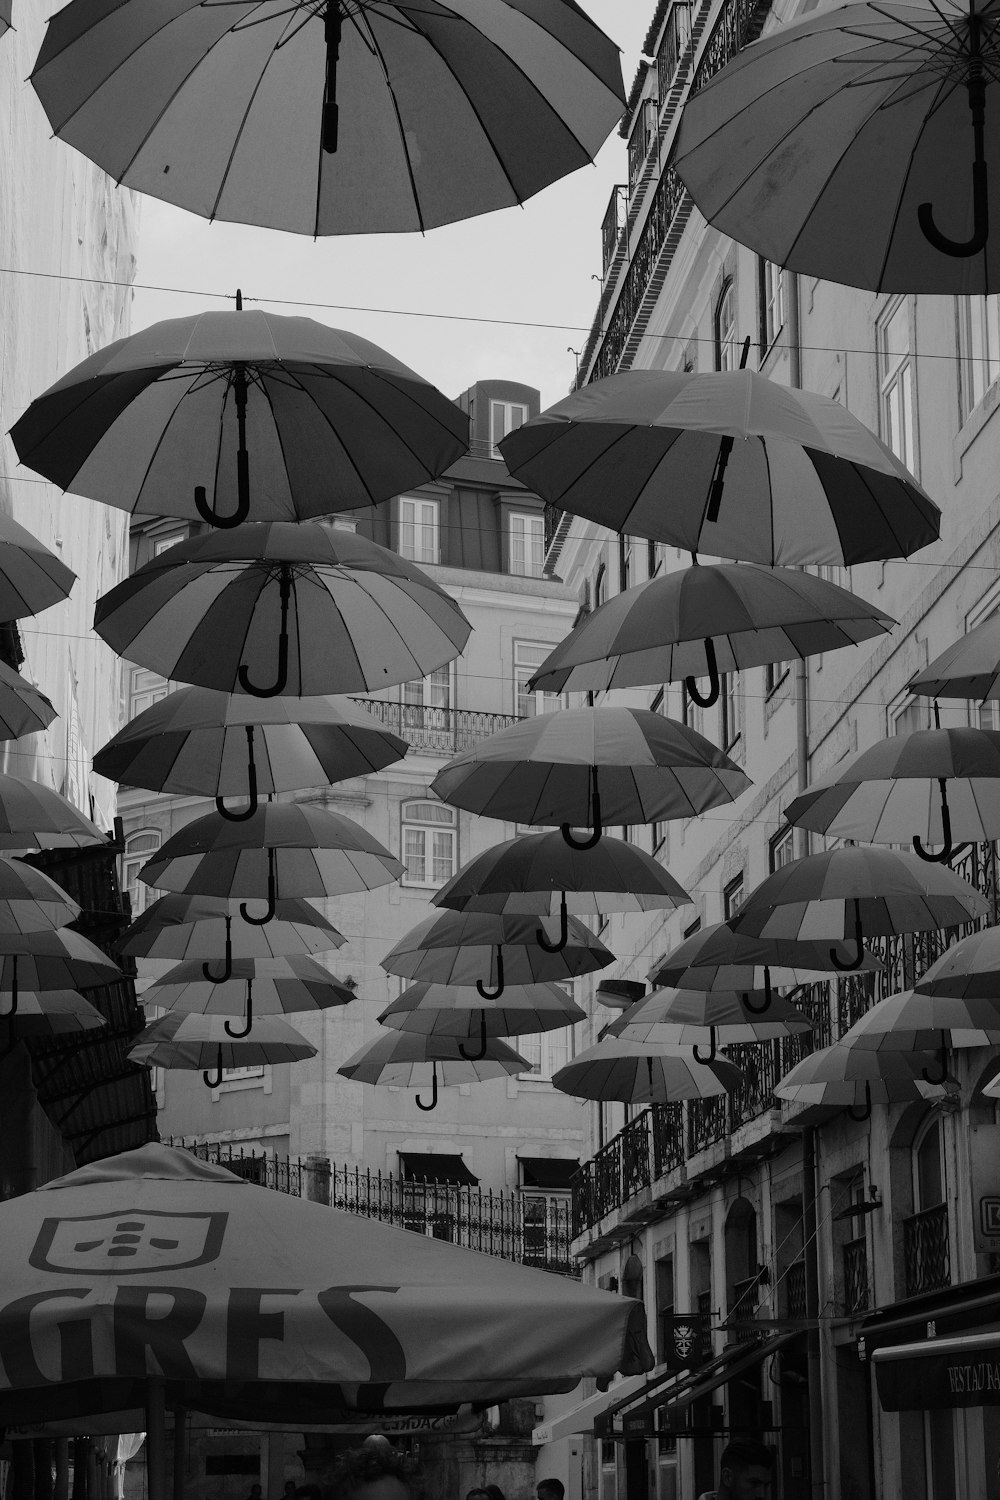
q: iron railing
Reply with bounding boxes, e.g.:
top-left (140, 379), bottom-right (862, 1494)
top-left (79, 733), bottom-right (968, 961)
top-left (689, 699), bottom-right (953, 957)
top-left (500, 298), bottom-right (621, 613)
top-left (903, 1203), bottom-right (951, 1297)
top-left (784, 1260), bottom-right (807, 1321)
top-left (728, 1276), bottom-right (763, 1342)
top-left (843, 1238), bottom-right (870, 1315)
top-left (657, 3), bottom-right (693, 100)
top-left (350, 699), bottom-right (521, 755)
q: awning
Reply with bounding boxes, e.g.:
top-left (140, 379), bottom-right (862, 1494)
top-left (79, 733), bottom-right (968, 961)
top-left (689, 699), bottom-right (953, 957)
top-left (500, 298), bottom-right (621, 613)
top-left (860, 1271), bottom-right (1000, 1357)
top-left (520, 1157), bottom-right (580, 1190)
top-left (610, 1333), bottom-right (797, 1432)
top-left (874, 1330), bottom-right (1000, 1411)
top-left (532, 1367), bottom-right (666, 1444)
top-left (399, 1152), bottom-right (478, 1186)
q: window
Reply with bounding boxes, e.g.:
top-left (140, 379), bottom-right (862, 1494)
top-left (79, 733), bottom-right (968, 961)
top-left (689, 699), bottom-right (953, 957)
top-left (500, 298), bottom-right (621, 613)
top-left (715, 279), bottom-right (738, 371)
top-left (765, 659), bottom-right (789, 696)
top-left (758, 259), bottom-right (785, 354)
top-left (153, 532), bottom-right (185, 556)
top-left (403, 665), bottom-right (451, 716)
top-left (129, 666), bottom-right (169, 718)
top-left (913, 1116), bottom-right (945, 1214)
top-left (508, 512), bottom-right (545, 577)
top-left (490, 400), bottom-right (529, 458)
top-left (890, 694), bottom-right (927, 737)
top-left (656, 3), bottom-right (691, 98)
top-left (681, 682), bottom-right (704, 738)
top-left (594, 562), bottom-right (606, 610)
top-left (618, 535), bottom-right (633, 592)
top-left (518, 1026), bottom-right (573, 1080)
top-left (959, 296), bottom-right (1000, 420)
top-left (769, 827), bottom-right (796, 873)
top-left (721, 673), bottom-right (743, 751)
top-left (878, 297), bottom-right (917, 470)
top-left (399, 497), bottom-right (440, 563)
top-left (683, 917), bottom-right (701, 941)
top-left (220, 1064), bottom-right (265, 1084)
top-left (514, 640), bottom-right (562, 718)
top-left (723, 874), bottom-right (744, 920)
top-left (401, 800), bottom-right (456, 887)
top-left (627, 100), bottom-right (656, 194)
top-left (123, 829), bottom-right (160, 917)
top-left (647, 539), bottom-right (662, 579)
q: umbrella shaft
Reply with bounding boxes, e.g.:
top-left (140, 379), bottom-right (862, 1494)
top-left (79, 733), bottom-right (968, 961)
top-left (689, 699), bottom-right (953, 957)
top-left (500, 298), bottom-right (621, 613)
top-left (324, 6), bottom-right (342, 154)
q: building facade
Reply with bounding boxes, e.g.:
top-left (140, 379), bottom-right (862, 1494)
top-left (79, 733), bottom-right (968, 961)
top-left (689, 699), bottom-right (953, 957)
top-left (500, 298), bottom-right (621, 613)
top-left (532, 3), bottom-right (1000, 1500)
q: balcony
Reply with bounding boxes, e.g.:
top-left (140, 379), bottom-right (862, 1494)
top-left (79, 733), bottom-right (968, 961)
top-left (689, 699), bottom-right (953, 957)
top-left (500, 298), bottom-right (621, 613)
top-left (843, 1238), bottom-right (870, 1315)
top-left (785, 1260), bottom-right (807, 1321)
top-left (350, 699), bottom-right (521, 756)
top-left (904, 1203), bottom-right (951, 1297)
top-left (728, 1275), bottom-right (763, 1343)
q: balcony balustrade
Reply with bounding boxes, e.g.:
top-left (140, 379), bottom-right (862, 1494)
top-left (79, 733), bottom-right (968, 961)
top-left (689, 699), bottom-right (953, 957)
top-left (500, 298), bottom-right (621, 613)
top-left (784, 1260), bottom-right (807, 1321)
top-left (843, 1238), bottom-right (870, 1315)
top-left (903, 1203), bottom-right (951, 1297)
top-left (350, 698), bottom-right (521, 756)
top-left (728, 1275), bottom-right (763, 1343)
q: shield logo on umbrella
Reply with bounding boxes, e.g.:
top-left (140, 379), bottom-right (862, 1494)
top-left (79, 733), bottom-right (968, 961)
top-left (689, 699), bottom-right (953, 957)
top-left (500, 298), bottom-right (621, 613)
top-left (30, 1209), bottom-right (228, 1275)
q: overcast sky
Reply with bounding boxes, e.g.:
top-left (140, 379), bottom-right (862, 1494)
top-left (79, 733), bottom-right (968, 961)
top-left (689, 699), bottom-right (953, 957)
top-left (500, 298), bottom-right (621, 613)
top-left (129, 4), bottom-right (651, 411)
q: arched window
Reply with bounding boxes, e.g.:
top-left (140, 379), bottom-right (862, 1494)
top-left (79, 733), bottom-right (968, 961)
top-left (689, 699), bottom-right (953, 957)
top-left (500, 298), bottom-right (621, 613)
top-left (123, 829), bottom-right (160, 916)
top-left (715, 280), bottom-right (738, 371)
top-left (913, 1115), bottom-right (945, 1213)
top-left (401, 800), bottom-right (456, 887)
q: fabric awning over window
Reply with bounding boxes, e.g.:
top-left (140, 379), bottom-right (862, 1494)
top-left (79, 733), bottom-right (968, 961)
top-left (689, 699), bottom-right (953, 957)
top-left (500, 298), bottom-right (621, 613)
top-left (874, 1330), bottom-right (1000, 1410)
top-left (399, 1152), bottom-right (478, 1186)
top-left (520, 1157), bottom-right (580, 1190)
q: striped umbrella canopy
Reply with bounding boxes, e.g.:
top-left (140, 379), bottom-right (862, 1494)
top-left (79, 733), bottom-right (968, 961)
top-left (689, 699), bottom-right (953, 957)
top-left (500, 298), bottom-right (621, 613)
top-left (338, 1030), bottom-right (529, 1111)
top-left (839, 991), bottom-right (1000, 1074)
top-left (381, 910), bottom-right (613, 990)
top-left (0, 858), bottom-right (80, 934)
top-left (648, 920), bottom-right (884, 993)
top-left (499, 368), bottom-right (938, 566)
top-left (431, 707), bottom-right (750, 846)
top-left (378, 981), bottom-right (586, 1042)
top-left (0, 511), bottom-right (75, 620)
top-left (0, 991), bottom-right (106, 1035)
top-left (94, 686), bottom-right (406, 816)
top-left (784, 726), bottom-right (1000, 862)
top-left (129, 1011), bottom-right (316, 1084)
top-left (94, 523), bottom-right (471, 700)
top-left (0, 928), bottom-right (121, 1003)
top-left (774, 1041), bottom-right (959, 1110)
top-left (0, 1), bottom-right (10, 40)
top-left (434, 830), bottom-right (691, 921)
top-left (552, 1038), bottom-right (744, 1104)
top-left (11, 312), bottom-right (469, 526)
top-left (139, 804), bottom-right (403, 915)
top-left (526, 562), bottom-right (894, 697)
top-left (910, 615), bottom-right (1000, 701)
top-left (144, 954), bottom-right (355, 1038)
top-left (611, 986), bottom-right (814, 1053)
top-left (914, 928), bottom-right (1000, 999)
top-left (0, 662), bottom-right (57, 742)
top-left (118, 894), bottom-right (344, 966)
top-left (0, 773), bottom-right (104, 850)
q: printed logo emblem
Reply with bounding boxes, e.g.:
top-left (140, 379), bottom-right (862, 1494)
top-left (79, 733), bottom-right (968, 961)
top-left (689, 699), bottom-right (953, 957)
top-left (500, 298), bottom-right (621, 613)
top-left (981, 1197), bottom-right (1000, 1237)
top-left (30, 1210), bottom-right (228, 1275)
top-left (672, 1324), bottom-right (697, 1360)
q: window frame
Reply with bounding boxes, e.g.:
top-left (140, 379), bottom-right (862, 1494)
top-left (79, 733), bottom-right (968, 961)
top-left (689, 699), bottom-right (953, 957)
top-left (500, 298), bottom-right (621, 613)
top-left (518, 1023), bottom-right (575, 1081)
top-left (758, 258), bottom-right (785, 356)
top-left (123, 828), bottom-right (161, 917)
top-left (513, 639), bottom-right (564, 719)
top-left (958, 295), bottom-right (1000, 422)
top-left (400, 799), bottom-right (457, 888)
top-left (877, 296), bottom-right (918, 474)
top-left (398, 496), bottom-right (440, 565)
top-left (723, 873), bottom-right (744, 921)
top-left (508, 511), bottom-right (545, 578)
top-left (489, 400), bottom-right (529, 458)
top-left (715, 278), bottom-right (738, 372)
top-left (769, 827), bottom-right (796, 874)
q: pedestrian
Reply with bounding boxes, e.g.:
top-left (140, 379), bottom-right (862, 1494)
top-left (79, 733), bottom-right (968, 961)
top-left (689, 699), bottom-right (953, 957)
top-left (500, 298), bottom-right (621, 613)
top-left (536, 1482), bottom-right (564, 1500)
top-left (696, 1438), bottom-right (773, 1500)
top-left (326, 1436), bottom-right (421, 1500)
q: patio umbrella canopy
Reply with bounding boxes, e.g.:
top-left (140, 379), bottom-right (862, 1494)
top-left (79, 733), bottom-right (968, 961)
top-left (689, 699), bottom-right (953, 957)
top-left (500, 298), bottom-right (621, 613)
top-left (94, 687), bottom-right (406, 812)
top-left (118, 894), bottom-right (344, 965)
top-left (12, 312), bottom-right (469, 526)
top-left (378, 981), bottom-right (586, 1040)
top-left (0, 857), bottom-right (80, 933)
top-left (552, 1037), bottom-right (744, 1104)
top-left (0, 773), bottom-right (104, 849)
top-left (914, 928), bottom-right (1000, 998)
top-left (93, 523), bottom-right (471, 699)
top-left (526, 562), bottom-right (895, 696)
top-left (0, 662), bottom-right (57, 742)
top-left (909, 614), bottom-right (1000, 700)
top-left (498, 369), bottom-right (939, 566)
top-left (0, 510), bottom-right (76, 619)
top-left (29, 1), bottom-right (625, 237)
top-left (381, 910), bottom-right (613, 987)
top-left (672, 0), bottom-right (1000, 294)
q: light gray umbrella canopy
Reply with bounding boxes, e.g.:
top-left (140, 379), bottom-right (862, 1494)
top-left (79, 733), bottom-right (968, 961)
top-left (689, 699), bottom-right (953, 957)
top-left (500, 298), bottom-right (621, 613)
top-left (910, 614), bottom-right (1000, 701)
top-left (915, 928), bottom-right (1000, 999)
top-left (381, 910), bottom-right (613, 987)
top-left (11, 313), bottom-right (469, 523)
top-left (673, 0), bottom-right (1000, 294)
top-left (0, 774), bottom-right (104, 850)
top-left (775, 1041), bottom-right (958, 1105)
top-left (431, 707), bottom-right (751, 830)
top-left (648, 920), bottom-right (884, 990)
top-left (434, 830), bottom-right (691, 916)
top-left (499, 369), bottom-right (939, 566)
top-left (552, 1038), bottom-right (744, 1104)
top-left (839, 989), bottom-right (1000, 1051)
top-left (94, 523), bottom-right (471, 698)
top-left (526, 562), bottom-right (895, 695)
top-left (0, 857), bottom-right (80, 934)
top-left (30, 0), bottom-right (625, 237)
top-left (611, 986), bottom-right (814, 1044)
top-left (130, 1010), bottom-right (316, 1069)
top-left (378, 981), bottom-right (586, 1040)
top-left (338, 1030), bottom-right (529, 1088)
top-left (118, 894), bottom-right (344, 963)
top-left (144, 955), bottom-right (355, 1028)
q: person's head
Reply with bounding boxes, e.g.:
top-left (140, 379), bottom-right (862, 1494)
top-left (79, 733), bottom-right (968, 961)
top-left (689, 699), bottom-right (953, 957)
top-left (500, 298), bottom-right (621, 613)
top-left (717, 1439), bottom-right (773, 1500)
top-left (484, 1486), bottom-right (505, 1500)
top-left (536, 1481), bottom-right (564, 1500)
top-left (326, 1437), bottom-right (419, 1500)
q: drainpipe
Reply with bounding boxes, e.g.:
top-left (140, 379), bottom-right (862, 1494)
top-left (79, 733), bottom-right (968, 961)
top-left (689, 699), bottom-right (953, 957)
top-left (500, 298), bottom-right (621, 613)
top-left (802, 1126), bottom-right (825, 1500)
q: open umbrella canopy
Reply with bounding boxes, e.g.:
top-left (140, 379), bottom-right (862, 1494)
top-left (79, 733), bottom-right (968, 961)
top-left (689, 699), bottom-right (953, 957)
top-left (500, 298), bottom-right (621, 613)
top-left (499, 368), bottom-right (939, 566)
top-left (783, 727), bottom-right (1000, 858)
top-left (0, 511), bottom-right (76, 620)
top-left (672, 0), bottom-right (1000, 294)
top-left (611, 986), bottom-right (814, 1044)
top-left (30, 1), bottom-right (624, 238)
top-left (94, 687), bottom-right (406, 808)
top-left (338, 1029), bottom-right (530, 1088)
top-left (909, 614), bottom-right (1000, 701)
top-left (433, 830), bottom-right (691, 916)
top-left (839, 988), bottom-right (1000, 1051)
top-left (94, 523), bottom-right (471, 699)
top-left (647, 920), bottom-right (884, 990)
top-left (431, 707), bottom-right (751, 836)
top-left (378, 981), bottom-right (586, 1040)
top-left (0, 773), bottom-right (104, 850)
top-left (525, 562), bottom-right (895, 696)
top-left (552, 1038), bottom-right (744, 1104)
top-left (118, 894), bottom-right (344, 964)
top-left (0, 930), bottom-right (121, 993)
top-left (774, 1041), bottom-right (959, 1106)
top-left (381, 910), bottom-right (613, 987)
top-left (144, 955), bottom-right (355, 1025)
top-left (11, 313), bottom-right (469, 526)
top-left (914, 928), bottom-right (1000, 998)
top-left (0, 662), bottom-right (57, 742)
top-left (129, 1011), bottom-right (316, 1073)
top-left (0, 857), bottom-right (80, 933)
top-left (0, 990), bottom-right (106, 1035)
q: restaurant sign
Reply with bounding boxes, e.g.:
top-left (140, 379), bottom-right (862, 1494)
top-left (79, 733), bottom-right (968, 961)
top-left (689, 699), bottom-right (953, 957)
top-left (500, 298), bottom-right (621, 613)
top-left (876, 1348), bottom-right (1000, 1410)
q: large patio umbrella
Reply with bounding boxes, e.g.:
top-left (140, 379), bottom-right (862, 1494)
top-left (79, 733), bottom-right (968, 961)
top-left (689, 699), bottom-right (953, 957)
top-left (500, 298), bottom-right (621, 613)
top-left (118, 894), bottom-right (344, 974)
top-left (378, 981), bottom-right (586, 1044)
top-left (0, 662), bottom-right (57, 742)
top-left (730, 846), bottom-right (989, 968)
top-left (673, 0), bottom-right (1000, 294)
top-left (648, 920), bottom-right (883, 1000)
top-left (526, 562), bottom-right (894, 703)
top-left (552, 1037), bottom-right (744, 1104)
top-left (338, 1029), bottom-right (530, 1111)
top-left (12, 312), bottom-right (469, 528)
top-left (611, 986), bottom-right (814, 1058)
top-left (498, 368), bottom-right (939, 566)
top-left (914, 927), bottom-right (1000, 998)
top-left (0, 774), bottom-right (104, 850)
top-left (94, 522), bottom-right (470, 699)
top-left (30, 2), bottom-right (624, 238)
top-left (0, 510), bottom-right (76, 619)
top-left (0, 857), bottom-right (80, 933)
top-left (839, 988), bottom-right (1000, 1084)
top-left (783, 725), bottom-right (1000, 862)
top-left (129, 1010), bottom-right (317, 1087)
top-left (143, 954), bottom-right (355, 1038)
top-left (431, 707), bottom-right (750, 849)
top-left (381, 910), bottom-right (613, 994)
top-left (774, 1041), bottom-right (959, 1117)
top-left (139, 804), bottom-right (403, 921)
top-left (94, 686), bottom-right (406, 821)
top-left (909, 614), bottom-right (1000, 701)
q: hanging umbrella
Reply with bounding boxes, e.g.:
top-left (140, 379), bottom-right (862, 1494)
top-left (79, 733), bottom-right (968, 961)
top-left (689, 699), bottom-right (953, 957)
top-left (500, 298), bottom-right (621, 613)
top-left (839, 988), bottom-right (1000, 1085)
top-left (93, 522), bottom-right (471, 700)
top-left (139, 804), bottom-right (403, 921)
top-left (430, 707), bottom-right (751, 850)
top-left (0, 511), bottom-right (75, 620)
top-left (338, 1029), bottom-right (531, 1110)
top-left (30, 2), bottom-right (624, 238)
top-left (909, 614), bottom-right (1000, 701)
top-left (648, 919), bottom-right (883, 998)
top-left (378, 981), bottom-right (586, 1043)
top-left (774, 1040), bottom-right (958, 1118)
top-left (0, 662), bottom-right (57, 742)
top-left (0, 928), bottom-right (121, 1013)
top-left (0, 857), bottom-right (80, 933)
top-left (610, 986), bottom-right (814, 1058)
top-left (12, 311), bottom-right (469, 528)
top-left (0, 1), bottom-right (10, 40)
top-left (381, 910), bottom-right (613, 995)
top-left (118, 894), bottom-right (344, 970)
top-left (672, 0), bottom-right (1000, 294)
top-left (0, 774), bottom-right (104, 850)
top-left (783, 723), bottom-right (1000, 863)
top-left (129, 1010), bottom-right (317, 1088)
top-left (526, 562), bottom-right (895, 704)
top-left (0, 990), bottom-right (106, 1035)
top-left (552, 1037), bottom-right (744, 1104)
top-left (730, 846), bottom-right (990, 969)
top-left (498, 368), bottom-right (938, 566)
top-left (94, 686), bottom-right (406, 820)
top-left (914, 927), bottom-right (1000, 997)
top-left (143, 954), bottom-right (355, 1038)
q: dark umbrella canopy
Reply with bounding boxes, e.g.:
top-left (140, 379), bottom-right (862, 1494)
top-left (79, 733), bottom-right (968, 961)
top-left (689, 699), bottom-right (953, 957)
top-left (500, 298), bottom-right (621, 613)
top-left (552, 1038), bottom-right (744, 1103)
top-left (381, 910), bottom-right (613, 986)
top-left (0, 773), bottom-right (104, 850)
top-left (0, 928), bottom-right (120, 992)
top-left (915, 928), bottom-right (1000, 998)
top-left (499, 369), bottom-right (939, 566)
top-left (118, 894), bottom-right (344, 963)
top-left (611, 985), bottom-right (814, 1042)
top-left (378, 981), bottom-right (585, 1039)
top-left (144, 955), bottom-right (356, 1019)
top-left (775, 1041), bottom-right (958, 1105)
top-left (31, 0), bottom-right (625, 236)
top-left (12, 313), bottom-right (468, 524)
top-left (0, 857), bottom-right (80, 933)
top-left (0, 511), bottom-right (76, 620)
top-left (130, 1011), bottom-right (316, 1070)
top-left (648, 919), bottom-right (883, 989)
top-left (909, 614), bottom-right (1000, 701)
top-left (338, 1030), bottom-right (530, 1088)
top-left (0, 663), bottom-right (58, 742)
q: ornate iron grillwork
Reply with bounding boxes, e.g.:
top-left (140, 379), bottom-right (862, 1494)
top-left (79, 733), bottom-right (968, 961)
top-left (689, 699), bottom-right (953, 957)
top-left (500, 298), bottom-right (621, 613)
top-left (784, 1259), bottom-right (807, 1321)
top-left (652, 1102), bottom-right (685, 1178)
top-left (843, 1238), bottom-right (870, 1315)
top-left (903, 1203), bottom-right (951, 1296)
top-left (349, 699), bottom-right (521, 755)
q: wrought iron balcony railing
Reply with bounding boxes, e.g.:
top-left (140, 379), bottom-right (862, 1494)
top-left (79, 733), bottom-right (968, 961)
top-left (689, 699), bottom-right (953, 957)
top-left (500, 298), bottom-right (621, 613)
top-left (350, 699), bottom-right (521, 756)
top-left (903, 1203), bottom-right (951, 1297)
top-left (784, 1259), bottom-right (807, 1321)
top-left (728, 1275), bottom-right (763, 1343)
top-left (843, 1238), bottom-right (870, 1315)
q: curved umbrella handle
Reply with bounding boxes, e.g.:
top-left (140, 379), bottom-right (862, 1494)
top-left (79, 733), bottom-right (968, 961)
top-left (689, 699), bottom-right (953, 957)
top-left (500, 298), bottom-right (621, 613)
top-left (477, 947), bottom-right (505, 1001)
top-left (224, 979), bottom-right (253, 1040)
top-left (202, 916), bottom-right (233, 984)
top-left (684, 638), bottom-right (721, 709)
top-left (921, 1034), bottom-right (949, 1087)
top-left (217, 725), bottom-right (260, 822)
top-left (913, 778), bottom-right (955, 863)
top-left (742, 977), bottom-right (772, 1016)
top-left (194, 483), bottom-right (250, 530)
top-left (240, 847), bottom-right (276, 927)
top-left (238, 566), bottom-right (291, 698)
top-left (203, 1046), bottom-right (225, 1090)
top-left (561, 782), bottom-right (602, 851)
top-left (415, 1063), bottom-right (438, 1112)
top-left (458, 1012), bottom-right (488, 1062)
top-left (918, 72), bottom-right (988, 258)
top-left (846, 1081), bottom-right (872, 1123)
top-left (831, 902), bottom-right (864, 972)
top-left (537, 893), bottom-right (569, 953)
top-left (692, 1027), bottom-right (717, 1064)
